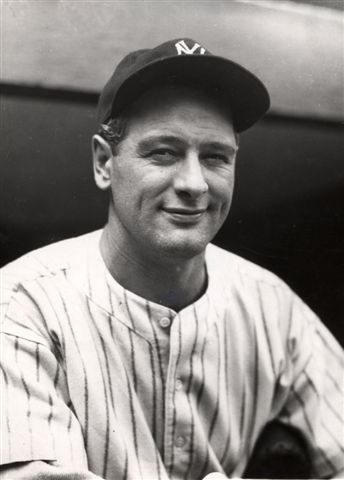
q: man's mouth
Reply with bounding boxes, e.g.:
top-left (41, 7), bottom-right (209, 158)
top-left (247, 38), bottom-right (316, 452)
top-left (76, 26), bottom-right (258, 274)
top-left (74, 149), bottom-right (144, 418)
top-left (162, 207), bottom-right (207, 224)
top-left (164, 208), bottom-right (206, 215)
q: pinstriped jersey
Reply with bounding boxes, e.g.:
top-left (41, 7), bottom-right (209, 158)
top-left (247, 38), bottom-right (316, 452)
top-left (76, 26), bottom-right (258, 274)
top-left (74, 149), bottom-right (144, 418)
top-left (1, 230), bottom-right (343, 479)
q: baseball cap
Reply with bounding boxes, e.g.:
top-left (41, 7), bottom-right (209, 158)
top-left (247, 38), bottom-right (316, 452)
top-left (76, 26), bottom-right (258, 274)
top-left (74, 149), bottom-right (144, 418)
top-left (97, 38), bottom-right (270, 132)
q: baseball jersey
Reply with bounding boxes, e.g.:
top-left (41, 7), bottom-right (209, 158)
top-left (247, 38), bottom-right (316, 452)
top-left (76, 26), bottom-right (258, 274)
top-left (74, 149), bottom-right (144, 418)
top-left (1, 230), bottom-right (343, 479)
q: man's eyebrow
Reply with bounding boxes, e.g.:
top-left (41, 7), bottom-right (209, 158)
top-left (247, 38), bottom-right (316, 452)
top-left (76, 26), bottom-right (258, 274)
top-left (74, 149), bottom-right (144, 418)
top-left (137, 135), bottom-right (186, 150)
top-left (202, 141), bottom-right (238, 154)
top-left (137, 136), bottom-right (238, 153)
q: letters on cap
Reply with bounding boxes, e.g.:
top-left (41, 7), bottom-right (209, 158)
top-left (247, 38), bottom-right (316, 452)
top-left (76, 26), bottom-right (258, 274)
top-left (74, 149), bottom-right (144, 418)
top-left (175, 40), bottom-right (206, 55)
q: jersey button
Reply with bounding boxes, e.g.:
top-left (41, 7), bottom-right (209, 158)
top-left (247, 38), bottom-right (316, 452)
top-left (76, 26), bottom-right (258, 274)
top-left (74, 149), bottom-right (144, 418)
top-left (175, 378), bottom-right (183, 390)
top-left (159, 316), bottom-right (171, 328)
top-left (175, 435), bottom-right (186, 448)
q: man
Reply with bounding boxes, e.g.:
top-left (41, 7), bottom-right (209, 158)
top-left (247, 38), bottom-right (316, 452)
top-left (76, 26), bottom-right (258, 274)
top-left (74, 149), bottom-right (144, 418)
top-left (1, 38), bottom-right (343, 479)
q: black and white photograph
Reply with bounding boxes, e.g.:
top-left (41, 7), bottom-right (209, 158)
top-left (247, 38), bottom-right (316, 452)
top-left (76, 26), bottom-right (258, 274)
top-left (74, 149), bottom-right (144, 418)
top-left (1, 1), bottom-right (343, 479)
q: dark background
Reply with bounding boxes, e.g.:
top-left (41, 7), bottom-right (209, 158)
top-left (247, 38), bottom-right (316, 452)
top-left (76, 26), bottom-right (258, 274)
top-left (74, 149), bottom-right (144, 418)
top-left (1, 91), bottom-right (343, 344)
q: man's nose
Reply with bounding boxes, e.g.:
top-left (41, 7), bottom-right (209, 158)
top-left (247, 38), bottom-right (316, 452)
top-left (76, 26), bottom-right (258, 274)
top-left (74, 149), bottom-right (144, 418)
top-left (173, 153), bottom-right (208, 198)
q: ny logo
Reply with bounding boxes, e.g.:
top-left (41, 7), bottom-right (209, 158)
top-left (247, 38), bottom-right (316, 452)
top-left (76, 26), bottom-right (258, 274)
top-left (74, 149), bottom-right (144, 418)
top-left (175, 40), bottom-right (206, 55)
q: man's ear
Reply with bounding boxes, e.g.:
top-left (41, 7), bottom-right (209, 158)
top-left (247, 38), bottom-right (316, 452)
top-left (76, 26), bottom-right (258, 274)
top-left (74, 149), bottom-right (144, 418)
top-left (92, 134), bottom-right (113, 191)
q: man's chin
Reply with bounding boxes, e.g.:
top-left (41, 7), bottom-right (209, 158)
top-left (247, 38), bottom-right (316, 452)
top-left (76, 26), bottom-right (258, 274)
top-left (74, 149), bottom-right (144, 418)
top-left (155, 235), bottom-right (210, 260)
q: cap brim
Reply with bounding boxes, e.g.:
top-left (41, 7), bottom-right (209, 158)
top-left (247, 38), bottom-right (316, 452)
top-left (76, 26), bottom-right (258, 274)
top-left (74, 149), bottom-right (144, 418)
top-left (107, 54), bottom-right (270, 132)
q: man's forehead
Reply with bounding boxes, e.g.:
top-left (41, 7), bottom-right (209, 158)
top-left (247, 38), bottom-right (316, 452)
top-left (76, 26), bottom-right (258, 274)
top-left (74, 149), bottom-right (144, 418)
top-left (136, 133), bottom-right (238, 153)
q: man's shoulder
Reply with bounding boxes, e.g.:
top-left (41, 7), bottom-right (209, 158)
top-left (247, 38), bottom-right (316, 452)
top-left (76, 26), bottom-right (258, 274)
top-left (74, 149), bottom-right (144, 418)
top-left (0, 230), bottom-right (102, 338)
top-left (1, 229), bottom-right (102, 288)
top-left (207, 243), bottom-right (287, 289)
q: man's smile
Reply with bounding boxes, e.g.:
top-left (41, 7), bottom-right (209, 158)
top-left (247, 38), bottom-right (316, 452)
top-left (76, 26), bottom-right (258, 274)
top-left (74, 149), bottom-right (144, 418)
top-left (162, 207), bottom-right (207, 224)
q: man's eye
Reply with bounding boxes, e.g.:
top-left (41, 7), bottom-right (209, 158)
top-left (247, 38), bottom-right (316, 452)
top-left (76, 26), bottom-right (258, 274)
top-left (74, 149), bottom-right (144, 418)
top-left (150, 149), bottom-right (177, 161)
top-left (204, 153), bottom-right (230, 164)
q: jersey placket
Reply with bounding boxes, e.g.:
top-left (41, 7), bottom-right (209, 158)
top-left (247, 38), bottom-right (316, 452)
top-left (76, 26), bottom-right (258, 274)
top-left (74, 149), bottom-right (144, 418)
top-left (163, 307), bottom-right (201, 480)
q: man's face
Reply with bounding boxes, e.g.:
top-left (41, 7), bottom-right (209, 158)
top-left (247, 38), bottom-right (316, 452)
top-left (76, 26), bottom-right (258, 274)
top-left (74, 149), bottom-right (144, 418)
top-left (98, 86), bottom-right (238, 261)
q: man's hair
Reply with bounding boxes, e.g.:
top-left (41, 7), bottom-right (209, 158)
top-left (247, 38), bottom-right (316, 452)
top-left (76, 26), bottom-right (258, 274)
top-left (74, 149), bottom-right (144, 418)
top-left (98, 117), bottom-right (127, 154)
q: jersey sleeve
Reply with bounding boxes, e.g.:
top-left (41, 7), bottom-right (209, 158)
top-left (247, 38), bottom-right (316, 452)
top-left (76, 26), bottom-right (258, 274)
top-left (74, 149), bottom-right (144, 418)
top-left (0, 281), bottom-right (88, 469)
top-left (276, 295), bottom-right (344, 478)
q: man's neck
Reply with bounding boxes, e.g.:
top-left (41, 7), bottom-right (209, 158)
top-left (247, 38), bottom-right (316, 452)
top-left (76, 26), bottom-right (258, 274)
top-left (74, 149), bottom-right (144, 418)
top-left (100, 227), bottom-right (207, 312)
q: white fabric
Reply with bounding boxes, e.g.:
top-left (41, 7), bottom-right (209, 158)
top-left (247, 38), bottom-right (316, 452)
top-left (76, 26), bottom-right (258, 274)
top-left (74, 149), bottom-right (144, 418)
top-left (1, 230), bottom-right (343, 479)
